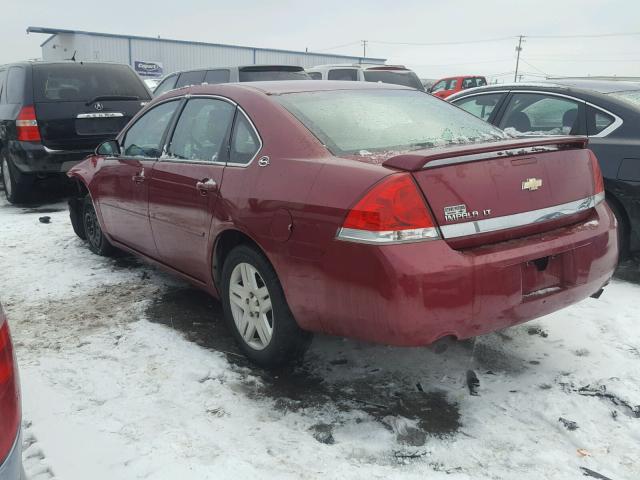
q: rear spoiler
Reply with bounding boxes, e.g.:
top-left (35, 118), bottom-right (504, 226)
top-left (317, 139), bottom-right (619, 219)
top-left (383, 136), bottom-right (588, 172)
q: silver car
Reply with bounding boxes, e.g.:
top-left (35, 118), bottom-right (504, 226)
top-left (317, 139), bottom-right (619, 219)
top-left (0, 303), bottom-right (23, 480)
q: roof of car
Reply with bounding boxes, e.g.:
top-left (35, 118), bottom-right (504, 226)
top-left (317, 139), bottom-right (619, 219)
top-left (449, 79), bottom-right (640, 99)
top-left (308, 63), bottom-right (409, 71)
top-left (237, 80), bottom-right (414, 95)
top-left (0, 60), bottom-right (133, 68)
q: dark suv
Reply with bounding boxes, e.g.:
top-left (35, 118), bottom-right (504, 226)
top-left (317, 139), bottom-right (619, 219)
top-left (153, 65), bottom-right (310, 97)
top-left (0, 61), bottom-right (151, 203)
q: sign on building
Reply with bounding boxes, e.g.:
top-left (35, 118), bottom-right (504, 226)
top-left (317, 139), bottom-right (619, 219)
top-left (134, 60), bottom-right (164, 77)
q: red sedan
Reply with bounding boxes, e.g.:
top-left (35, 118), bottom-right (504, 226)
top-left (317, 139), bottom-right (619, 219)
top-left (68, 81), bottom-right (617, 366)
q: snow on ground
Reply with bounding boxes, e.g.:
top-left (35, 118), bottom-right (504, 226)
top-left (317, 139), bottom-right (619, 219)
top-left (1, 193), bottom-right (639, 480)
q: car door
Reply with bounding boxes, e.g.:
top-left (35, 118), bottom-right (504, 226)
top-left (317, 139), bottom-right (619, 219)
top-left (148, 96), bottom-right (236, 281)
top-left (496, 91), bottom-right (586, 135)
top-left (96, 99), bottom-right (181, 256)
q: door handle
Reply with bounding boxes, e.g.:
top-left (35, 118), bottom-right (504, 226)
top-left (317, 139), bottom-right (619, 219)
top-left (196, 178), bottom-right (217, 195)
top-left (132, 170), bottom-right (145, 184)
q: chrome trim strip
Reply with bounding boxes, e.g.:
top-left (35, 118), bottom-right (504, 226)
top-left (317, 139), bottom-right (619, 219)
top-left (336, 227), bottom-right (439, 244)
top-left (440, 192), bottom-right (604, 239)
top-left (76, 112), bottom-right (124, 118)
top-left (424, 145), bottom-right (561, 169)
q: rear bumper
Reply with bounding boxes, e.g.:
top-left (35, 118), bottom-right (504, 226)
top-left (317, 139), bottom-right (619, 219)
top-left (0, 429), bottom-right (23, 480)
top-left (8, 140), bottom-right (92, 175)
top-left (285, 202), bottom-right (618, 345)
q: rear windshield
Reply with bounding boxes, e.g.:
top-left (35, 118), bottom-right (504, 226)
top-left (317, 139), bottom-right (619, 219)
top-left (363, 70), bottom-right (424, 91)
top-left (607, 90), bottom-right (640, 108)
top-left (276, 89), bottom-right (507, 155)
top-left (239, 69), bottom-right (310, 82)
top-left (33, 63), bottom-right (150, 103)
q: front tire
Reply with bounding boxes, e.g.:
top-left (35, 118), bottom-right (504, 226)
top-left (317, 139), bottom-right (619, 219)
top-left (1, 155), bottom-right (33, 204)
top-left (82, 195), bottom-right (115, 256)
top-left (221, 245), bottom-right (312, 367)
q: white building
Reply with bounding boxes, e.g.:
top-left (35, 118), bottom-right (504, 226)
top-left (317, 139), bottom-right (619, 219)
top-left (27, 26), bottom-right (385, 78)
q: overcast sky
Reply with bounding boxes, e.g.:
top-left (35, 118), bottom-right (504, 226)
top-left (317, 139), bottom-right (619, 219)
top-left (2, 0), bottom-right (638, 81)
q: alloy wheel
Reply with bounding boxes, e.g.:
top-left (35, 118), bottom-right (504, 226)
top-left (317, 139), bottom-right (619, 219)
top-left (84, 201), bottom-right (101, 249)
top-left (228, 262), bottom-right (273, 350)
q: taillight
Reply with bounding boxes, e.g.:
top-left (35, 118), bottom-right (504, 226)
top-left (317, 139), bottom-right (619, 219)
top-left (0, 309), bottom-right (20, 464)
top-left (337, 173), bottom-right (440, 244)
top-left (589, 150), bottom-right (605, 200)
top-left (16, 105), bottom-right (41, 142)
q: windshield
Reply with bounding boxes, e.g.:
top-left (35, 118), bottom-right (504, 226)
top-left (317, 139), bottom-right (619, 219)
top-left (363, 70), bottom-right (424, 90)
top-left (239, 69), bottom-right (310, 82)
top-left (33, 63), bottom-right (150, 103)
top-left (607, 89), bottom-right (640, 108)
top-left (276, 89), bottom-right (507, 155)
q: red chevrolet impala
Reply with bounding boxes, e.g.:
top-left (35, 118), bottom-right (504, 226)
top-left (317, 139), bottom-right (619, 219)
top-left (68, 81), bottom-right (617, 366)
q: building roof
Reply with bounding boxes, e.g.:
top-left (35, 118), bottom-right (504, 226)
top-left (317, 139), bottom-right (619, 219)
top-left (26, 26), bottom-right (386, 63)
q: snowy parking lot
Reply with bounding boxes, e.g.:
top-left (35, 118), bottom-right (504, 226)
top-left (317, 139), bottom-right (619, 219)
top-left (1, 192), bottom-right (639, 480)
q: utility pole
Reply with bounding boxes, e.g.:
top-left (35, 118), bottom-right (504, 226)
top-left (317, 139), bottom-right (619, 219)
top-left (362, 40), bottom-right (368, 58)
top-left (514, 35), bottom-right (524, 82)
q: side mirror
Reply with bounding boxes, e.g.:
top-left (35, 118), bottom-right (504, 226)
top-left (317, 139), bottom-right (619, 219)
top-left (96, 140), bottom-right (120, 156)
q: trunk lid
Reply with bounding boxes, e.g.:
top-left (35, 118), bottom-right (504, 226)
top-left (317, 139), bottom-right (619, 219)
top-left (383, 137), bottom-right (602, 247)
top-left (32, 63), bottom-right (150, 151)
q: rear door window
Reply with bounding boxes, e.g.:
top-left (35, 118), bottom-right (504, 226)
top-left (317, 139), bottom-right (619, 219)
top-left (6, 66), bottom-right (26, 104)
top-left (308, 72), bottom-right (322, 80)
top-left (122, 100), bottom-right (180, 158)
top-left (175, 71), bottom-right (206, 88)
top-left (32, 63), bottom-right (148, 102)
top-left (204, 70), bottom-right (230, 84)
top-left (166, 98), bottom-right (235, 162)
top-left (498, 93), bottom-right (584, 135)
top-left (154, 74), bottom-right (178, 97)
top-left (230, 111), bottom-right (261, 164)
top-left (363, 70), bottom-right (424, 90)
top-left (328, 69), bottom-right (358, 81)
top-left (454, 93), bottom-right (506, 121)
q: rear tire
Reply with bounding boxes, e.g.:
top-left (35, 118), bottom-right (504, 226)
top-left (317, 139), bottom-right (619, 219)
top-left (221, 245), bottom-right (312, 367)
top-left (1, 155), bottom-right (33, 204)
top-left (606, 197), bottom-right (629, 260)
top-left (82, 195), bottom-right (115, 256)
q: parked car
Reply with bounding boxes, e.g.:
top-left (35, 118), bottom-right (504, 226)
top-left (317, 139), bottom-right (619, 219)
top-left (430, 75), bottom-right (487, 98)
top-left (143, 78), bottom-right (161, 93)
top-left (0, 303), bottom-right (23, 480)
top-left (448, 80), bottom-right (640, 257)
top-left (68, 81), bottom-right (617, 366)
top-left (153, 65), bottom-right (310, 97)
top-left (0, 61), bottom-right (151, 204)
top-left (306, 64), bottom-right (425, 91)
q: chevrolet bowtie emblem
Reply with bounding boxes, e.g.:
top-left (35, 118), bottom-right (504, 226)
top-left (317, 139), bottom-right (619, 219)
top-left (522, 178), bottom-right (543, 191)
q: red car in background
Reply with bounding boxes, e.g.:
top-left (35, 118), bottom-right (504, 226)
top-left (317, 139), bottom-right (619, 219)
top-left (0, 303), bottom-right (22, 479)
top-left (430, 75), bottom-right (487, 98)
top-left (68, 81), bottom-right (617, 366)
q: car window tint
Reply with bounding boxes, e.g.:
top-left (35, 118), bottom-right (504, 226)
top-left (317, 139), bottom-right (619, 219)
top-left (307, 72), bottom-right (322, 80)
top-left (204, 70), bottom-right (230, 84)
top-left (175, 71), bottom-right (206, 88)
top-left (230, 111), bottom-right (260, 164)
top-left (476, 77), bottom-right (487, 87)
top-left (6, 67), bottom-right (25, 104)
top-left (462, 78), bottom-right (475, 89)
top-left (363, 70), bottom-right (424, 90)
top-left (454, 93), bottom-right (505, 121)
top-left (154, 75), bottom-right (178, 97)
top-left (588, 106), bottom-right (615, 135)
top-left (167, 98), bottom-right (235, 162)
top-left (499, 93), bottom-right (581, 135)
top-left (447, 79), bottom-right (458, 90)
top-left (327, 69), bottom-right (358, 81)
top-left (122, 101), bottom-right (180, 158)
top-left (32, 64), bottom-right (149, 102)
top-left (239, 69), bottom-right (309, 81)
top-left (277, 89), bottom-right (507, 155)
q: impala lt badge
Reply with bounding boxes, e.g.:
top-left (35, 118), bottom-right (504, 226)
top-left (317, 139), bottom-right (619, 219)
top-left (444, 204), bottom-right (492, 222)
top-left (522, 178), bottom-right (543, 191)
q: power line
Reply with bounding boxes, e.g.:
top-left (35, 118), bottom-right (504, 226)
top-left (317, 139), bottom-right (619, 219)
top-left (312, 41), bottom-right (361, 52)
top-left (520, 58), bottom-right (549, 77)
top-left (368, 36), bottom-right (516, 47)
top-left (527, 31), bottom-right (640, 39)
